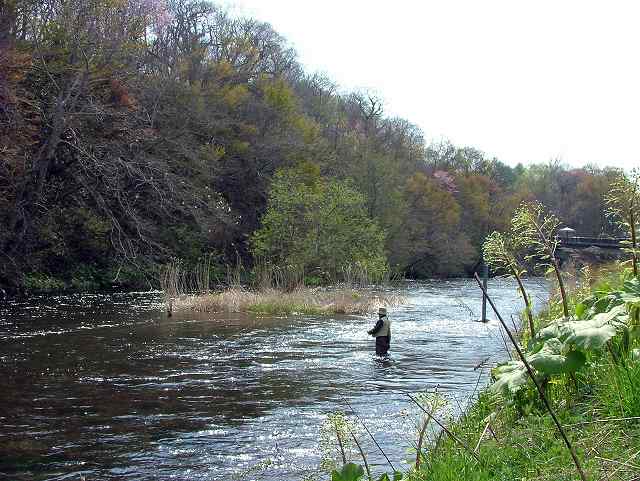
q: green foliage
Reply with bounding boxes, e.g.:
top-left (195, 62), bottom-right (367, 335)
top-left (536, 305), bottom-right (627, 350)
top-left (69, 264), bottom-right (104, 291)
top-left (23, 273), bottom-right (66, 293)
top-left (528, 339), bottom-right (586, 375)
top-left (595, 354), bottom-right (640, 418)
top-left (376, 472), bottom-right (403, 481)
top-left (605, 169), bottom-right (640, 276)
top-left (482, 231), bottom-right (521, 276)
top-left (407, 264), bottom-right (640, 481)
top-left (330, 464), bottom-right (403, 481)
top-left (0, 1), bottom-right (630, 294)
top-left (511, 201), bottom-right (561, 267)
top-left (252, 166), bottom-right (388, 283)
top-left (320, 412), bottom-right (357, 473)
top-left (491, 360), bottom-right (530, 398)
top-left (396, 172), bottom-right (475, 277)
top-left (492, 269), bottom-right (639, 407)
top-left (331, 463), bottom-right (364, 481)
top-left (262, 77), bottom-right (298, 115)
top-left (423, 455), bottom-right (492, 481)
top-left (511, 200), bottom-right (570, 317)
top-left (483, 230), bottom-right (535, 336)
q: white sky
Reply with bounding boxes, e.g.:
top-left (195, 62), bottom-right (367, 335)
top-left (224, 1), bottom-right (640, 169)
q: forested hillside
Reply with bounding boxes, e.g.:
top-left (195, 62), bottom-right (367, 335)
top-left (0, 0), bottom-right (626, 293)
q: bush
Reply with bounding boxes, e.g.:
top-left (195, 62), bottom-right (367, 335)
top-left (251, 165), bottom-right (388, 283)
top-left (23, 273), bottom-right (66, 292)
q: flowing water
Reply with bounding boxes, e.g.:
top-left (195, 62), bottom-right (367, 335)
top-left (0, 279), bottom-right (549, 481)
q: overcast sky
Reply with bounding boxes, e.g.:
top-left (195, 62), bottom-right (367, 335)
top-left (225, 0), bottom-right (639, 169)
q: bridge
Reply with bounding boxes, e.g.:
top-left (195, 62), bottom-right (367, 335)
top-left (559, 236), bottom-right (629, 249)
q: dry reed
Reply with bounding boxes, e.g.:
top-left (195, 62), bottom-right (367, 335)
top-left (160, 257), bottom-right (401, 316)
top-left (171, 287), bottom-right (403, 316)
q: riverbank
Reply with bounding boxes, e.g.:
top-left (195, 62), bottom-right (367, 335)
top-left (168, 287), bottom-right (404, 316)
top-left (322, 265), bottom-right (640, 481)
top-left (409, 266), bottom-right (640, 480)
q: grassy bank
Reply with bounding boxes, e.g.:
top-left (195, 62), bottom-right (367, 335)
top-left (420, 360), bottom-right (640, 480)
top-left (414, 267), bottom-right (640, 481)
top-left (324, 265), bottom-right (640, 481)
top-left (169, 287), bottom-right (404, 316)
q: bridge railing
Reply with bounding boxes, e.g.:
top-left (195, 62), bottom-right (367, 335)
top-left (558, 236), bottom-right (629, 248)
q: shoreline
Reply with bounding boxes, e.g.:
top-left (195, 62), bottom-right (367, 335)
top-left (363, 266), bottom-right (640, 481)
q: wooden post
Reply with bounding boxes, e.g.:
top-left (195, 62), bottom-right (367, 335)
top-left (481, 262), bottom-right (488, 322)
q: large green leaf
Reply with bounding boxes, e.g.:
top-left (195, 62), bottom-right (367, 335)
top-left (536, 304), bottom-right (628, 352)
top-left (622, 278), bottom-right (640, 294)
top-left (564, 350), bottom-right (588, 370)
top-left (574, 303), bottom-right (587, 319)
top-left (566, 305), bottom-right (627, 350)
top-left (584, 290), bottom-right (626, 316)
top-left (491, 360), bottom-right (529, 396)
top-left (536, 318), bottom-right (573, 342)
top-left (582, 277), bottom-right (639, 316)
top-left (377, 472), bottom-right (403, 481)
top-left (527, 338), bottom-right (586, 375)
top-left (621, 293), bottom-right (640, 304)
top-left (332, 463), bottom-right (365, 481)
top-left (565, 325), bottom-right (617, 350)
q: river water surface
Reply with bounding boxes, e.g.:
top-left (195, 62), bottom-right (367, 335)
top-left (1, 279), bottom-right (549, 481)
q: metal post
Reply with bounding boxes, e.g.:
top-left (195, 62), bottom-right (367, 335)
top-left (481, 262), bottom-right (488, 322)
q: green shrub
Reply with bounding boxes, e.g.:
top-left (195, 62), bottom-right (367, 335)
top-left (23, 273), bottom-right (66, 292)
top-left (251, 165), bottom-right (388, 284)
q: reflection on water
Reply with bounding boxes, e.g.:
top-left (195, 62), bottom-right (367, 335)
top-left (0, 279), bottom-right (549, 480)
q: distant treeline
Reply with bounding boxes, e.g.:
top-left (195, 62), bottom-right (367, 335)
top-left (0, 0), bottom-right (627, 293)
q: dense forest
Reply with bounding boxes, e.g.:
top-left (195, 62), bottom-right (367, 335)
top-left (0, 0), bottom-right (627, 293)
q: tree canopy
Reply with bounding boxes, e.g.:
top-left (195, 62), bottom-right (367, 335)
top-left (0, 0), bottom-right (628, 292)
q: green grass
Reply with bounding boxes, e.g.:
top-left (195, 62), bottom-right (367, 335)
top-left (594, 354), bottom-right (640, 419)
top-left (413, 362), bottom-right (640, 481)
top-left (406, 267), bottom-right (640, 481)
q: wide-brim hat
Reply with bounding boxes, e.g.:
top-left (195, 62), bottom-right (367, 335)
top-left (378, 307), bottom-right (387, 316)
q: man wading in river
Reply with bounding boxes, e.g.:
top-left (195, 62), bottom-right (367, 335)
top-left (368, 307), bottom-right (391, 356)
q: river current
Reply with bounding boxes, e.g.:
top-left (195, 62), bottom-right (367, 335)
top-left (0, 279), bottom-right (549, 481)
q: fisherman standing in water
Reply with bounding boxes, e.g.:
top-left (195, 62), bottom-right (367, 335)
top-left (368, 307), bottom-right (391, 356)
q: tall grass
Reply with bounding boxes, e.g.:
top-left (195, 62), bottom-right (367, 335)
top-left (172, 287), bottom-right (403, 316)
top-left (159, 257), bottom-right (212, 297)
top-left (160, 257), bottom-right (400, 316)
top-left (595, 353), bottom-right (640, 418)
top-left (252, 261), bottom-right (305, 291)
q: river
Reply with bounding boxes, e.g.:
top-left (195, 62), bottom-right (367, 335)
top-left (0, 278), bottom-right (549, 481)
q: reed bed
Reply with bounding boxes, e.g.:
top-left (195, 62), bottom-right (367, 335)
top-left (171, 287), bottom-right (403, 316)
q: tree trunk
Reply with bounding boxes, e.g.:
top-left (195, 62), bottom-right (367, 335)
top-left (630, 208), bottom-right (638, 278)
top-left (553, 259), bottom-right (569, 319)
top-left (512, 268), bottom-right (535, 337)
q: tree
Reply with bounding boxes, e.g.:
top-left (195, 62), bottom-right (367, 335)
top-left (606, 169), bottom-right (640, 277)
top-left (393, 172), bottom-right (475, 277)
top-left (511, 202), bottom-right (569, 318)
top-left (0, 0), bottom-right (629, 292)
top-left (483, 231), bottom-right (535, 337)
top-left (251, 165), bottom-right (388, 282)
